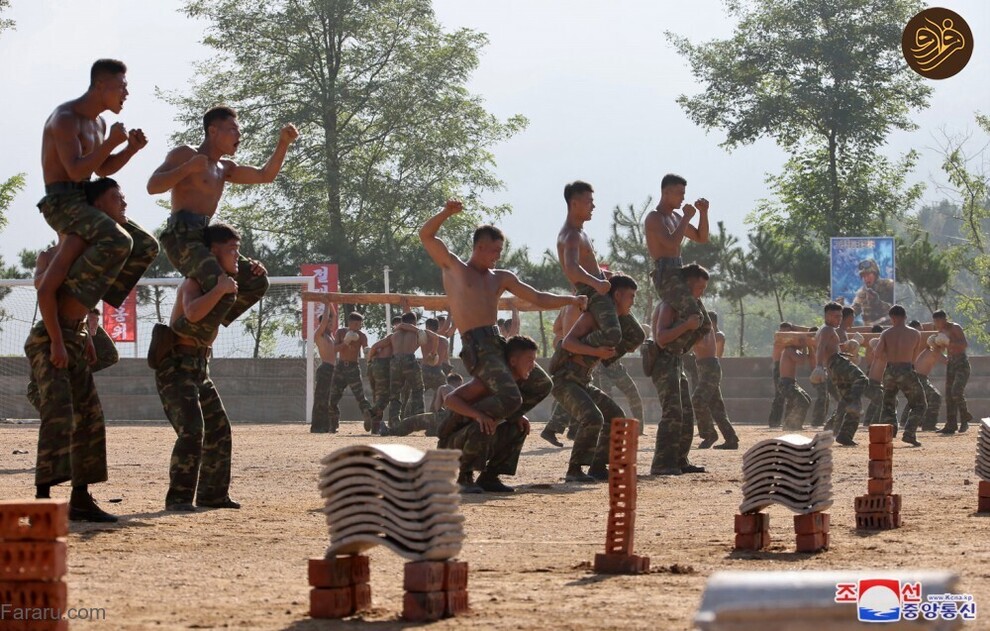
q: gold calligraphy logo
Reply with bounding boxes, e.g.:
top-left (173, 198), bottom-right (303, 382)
top-left (903, 8), bottom-right (973, 80)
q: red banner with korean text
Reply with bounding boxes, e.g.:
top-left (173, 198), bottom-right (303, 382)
top-left (103, 289), bottom-right (137, 342)
top-left (300, 263), bottom-right (339, 339)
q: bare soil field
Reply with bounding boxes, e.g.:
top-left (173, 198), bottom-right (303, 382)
top-left (2, 421), bottom-right (988, 630)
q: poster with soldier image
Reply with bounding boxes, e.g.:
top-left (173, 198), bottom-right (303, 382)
top-left (830, 237), bottom-right (895, 327)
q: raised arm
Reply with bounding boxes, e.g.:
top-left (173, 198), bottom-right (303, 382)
top-left (501, 272), bottom-right (586, 312)
top-left (645, 205), bottom-right (698, 250)
top-left (419, 200), bottom-right (463, 269)
top-left (147, 146), bottom-right (209, 194)
top-left (181, 275), bottom-right (238, 323)
top-left (225, 124), bottom-right (298, 185)
top-left (52, 114), bottom-right (126, 182)
top-left (685, 198), bottom-right (710, 243)
top-left (507, 306), bottom-right (521, 337)
top-left (98, 128), bottom-right (147, 176)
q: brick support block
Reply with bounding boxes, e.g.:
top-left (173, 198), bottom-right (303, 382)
top-left (978, 496), bottom-right (990, 513)
top-left (795, 532), bottom-right (830, 553)
top-left (443, 560), bottom-right (468, 591)
top-left (0, 501), bottom-right (68, 542)
top-left (793, 512), bottom-right (829, 535)
top-left (855, 512), bottom-right (901, 530)
top-left (868, 443), bottom-right (893, 461)
top-left (979, 481), bottom-right (990, 499)
top-left (593, 553), bottom-right (650, 574)
top-left (868, 478), bottom-right (894, 495)
top-left (402, 591), bottom-right (446, 622)
top-left (734, 532), bottom-right (769, 551)
top-left (353, 582), bottom-right (372, 613)
top-left (403, 561), bottom-right (445, 593)
top-left (735, 512), bottom-right (770, 535)
top-left (0, 541), bottom-right (67, 581)
top-left (310, 586), bottom-right (353, 619)
top-left (0, 580), bottom-right (67, 612)
top-left (868, 424), bottom-right (894, 444)
top-left (445, 590), bottom-right (470, 617)
top-left (308, 555), bottom-right (369, 588)
top-left (868, 460), bottom-right (893, 480)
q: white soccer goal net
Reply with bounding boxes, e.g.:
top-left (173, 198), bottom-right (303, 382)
top-left (0, 276), bottom-right (317, 423)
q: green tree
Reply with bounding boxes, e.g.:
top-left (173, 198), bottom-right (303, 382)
top-left (669, 0), bottom-right (930, 237)
top-left (0, 0), bottom-right (14, 35)
top-left (895, 233), bottom-right (951, 313)
top-left (747, 227), bottom-right (791, 322)
top-left (606, 198), bottom-right (656, 324)
top-left (164, 0), bottom-right (526, 307)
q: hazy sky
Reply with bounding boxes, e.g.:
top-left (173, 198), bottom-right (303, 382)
top-left (1, 0), bottom-right (987, 275)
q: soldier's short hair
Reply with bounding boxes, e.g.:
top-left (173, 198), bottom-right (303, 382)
top-left (85, 177), bottom-right (120, 205)
top-left (824, 302), bottom-right (843, 314)
top-left (391, 315), bottom-right (402, 325)
top-left (607, 273), bottom-right (638, 295)
top-left (809, 326), bottom-right (819, 333)
top-left (90, 59), bottom-right (126, 86)
top-left (204, 223), bottom-right (240, 246)
top-left (348, 312), bottom-right (364, 322)
top-left (473, 225), bottom-right (505, 244)
top-left (661, 173), bottom-right (687, 190)
top-left (932, 310), bottom-right (947, 320)
top-left (425, 318), bottom-right (439, 331)
top-left (504, 335), bottom-right (538, 358)
top-left (401, 311), bottom-right (417, 324)
top-left (841, 307), bottom-right (855, 319)
top-left (909, 320), bottom-right (921, 328)
top-left (204, 106), bottom-right (237, 134)
top-left (779, 322), bottom-right (794, 331)
top-left (564, 180), bottom-right (594, 204)
top-left (446, 373), bottom-right (463, 385)
top-left (681, 263), bottom-right (710, 281)
top-left (888, 304), bottom-right (906, 318)
top-left (871, 325), bottom-right (884, 332)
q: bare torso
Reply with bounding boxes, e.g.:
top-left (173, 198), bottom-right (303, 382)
top-left (390, 328), bottom-right (420, 355)
top-left (878, 325), bottom-right (920, 365)
top-left (165, 146), bottom-right (228, 216)
top-left (914, 347), bottom-right (940, 376)
top-left (693, 328), bottom-right (717, 360)
top-left (771, 341), bottom-right (785, 362)
top-left (335, 328), bottom-right (367, 362)
top-left (780, 347), bottom-right (802, 379)
top-left (41, 101), bottom-right (105, 184)
top-left (945, 322), bottom-right (968, 356)
top-left (315, 333), bottom-right (336, 364)
top-left (815, 326), bottom-right (840, 365)
top-left (644, 210), bottom-right (684, 259)
top-left (441, 264), bottom-right (510, 333)
top-left (556, 224), bottom-right (601, 289)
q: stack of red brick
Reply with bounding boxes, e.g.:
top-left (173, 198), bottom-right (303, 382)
top-left (402, 560), bottom-right (469, 621)
top-left (0, 500), bottom-right (69, 631)
top-left (733, 512), bottom-right (769, 551)
top-left (793, 511), bottom-right (830, 552)
top-left (308, 554), bottom-right (371, 619)
top-left (594, 418), bottom-right (649, 574)
top-left (855, 424), bottom-right (902, 530)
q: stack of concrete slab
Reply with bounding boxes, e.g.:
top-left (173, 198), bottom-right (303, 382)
top-left (695, 570), bottom-right (966, 630)
top-left (975, 419), bottom-right (990, 513)
top-left (740, 433), bottom-right (834, 515)
top-left (318, 444), bottom-right (464, 561)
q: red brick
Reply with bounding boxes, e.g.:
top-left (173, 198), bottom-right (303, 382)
top-left (891, 494), bottom-right (902, 512)
top-left (310, 586), bottom-right (353, 619)
top-left (868, 424), bottom-right (894, 444)
top-left (403, 561), bottom-right (444, 593)
top-left (855, 494), bottom-right (902, 513)
top-left (0, 580), bottom-right (67, 612)
top-left (445, 589), bottom-right (470, 617)
top-left (735, 512), bottom-right (770, 535)
top-left (978, 496), bottom-right (990, 513)
top-left (0, 501), bottom-right (68, 542)
top-left (868, 478), bottom-right (894, 495)
top-left (855, 512), bottom-right (901, 530)
top-left (979, 481), bottom-right (990, 499)
top-left (868, 443), bottom-right (893, 461)
top-left (352, 582), bottom-right (372, 613)
top-left (609, 442), bottom-right (637, 466)
top-left (793, 512), bottom-right (829, 535)
top-left (795, 531), bottom-right (829, 552)
top-left (593, 553), bottom-right (650, 574)
top-left (868, 460), bottom-right (893, 480)
top-left (443, 560), bottom-right (468, 591)
top-left (308, 555), bottom-right (368, 588)
top-left (0, 541), bottom-right (66, 581)
top-left (402, 591), bottom-right (445, 622)
top-left (734, 532), bottom-right (768, 550)
top-left (610, 418), bottom-right (639, 437)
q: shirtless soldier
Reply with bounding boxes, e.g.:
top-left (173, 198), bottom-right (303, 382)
top-left (777, 336), bottom-right (813, 431)
top-left (327, 313), bottom-right (373, 432)
top-left (367, 315), bottom-right (402, 434)
top-left (386, 312), bottom-right (435, 430)
top-left (421, 201), bottom-right (585, 489)
top-left (874, 305), bottom-right (924, 446)
top-left (557, 181), bottom-right (644, 363)
top-left (148, 107), bottom-right (297, 338)
top-left (310, 313), bottom-right (337, 433)
top-left (862, 337), bottom-right (888, 429)
top-left (767, 322), bottom-right (796, 428)
top-left (909, 335), bottom-right (946, 431)
top-left (812, 303), bottom-right (867, 446)
top-left (933, 310), bottom-right (972, 434)
top-left (692, 311), bottom-right (739, 448)
top-left (644, 174), bottom-right (711, 354)
top-left (39, 59), bottom-right (158, 311)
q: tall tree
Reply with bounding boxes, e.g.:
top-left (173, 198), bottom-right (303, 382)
top-left (606, 198), bottom-right (655, 324)
top-left (165, 0), bottom-right (526, 304)
top-left (747, 227), bottom-right (790, 322)
top-left (669, 0), bottom-right (930, 237)
top-left (895, 233), bottom-right (951, 314)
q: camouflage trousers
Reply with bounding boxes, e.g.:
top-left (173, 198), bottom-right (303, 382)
top-left (651, 257), bottom-right (710, 354)
top-left (863, 379), bottom-right (884, 426)
top-left (552, 363), bottom-right (620, 468)
top-left (650, 350), bottom-right (696, 471)
top-left (442, 414), bottom-right (528, 476)
top-left (693, 358), bottom-right (739, 441)
top-left (155, 348), bottom-right (232, 506)
top-left (37, 185), bottom-right (159, 309)
top-left (25, 320), bottom-right (108, 487)
top-left (329, 360), bottom-right (372, 429)
top-left (545, 399), bottom-right (574, 435)
top-left (767, 361), bottom-right (783, 428)
top-left (392, 409), bottom-right (449, 437)
top-left (828, 354), bottom-right (867, 442)
top-left (810, 380), bottom-right (830, 427)
top-left (777, 377), bottom-right (810, 431)
top-left (27, 325), bottom-right (118, 412)
top-left (310, 362), bottom-right (335, 432)
top-left (575, 283), bottom-right (646, 362)
top-left (595, 361), bottom-right (644, 422)
top-left (389, 354), bottom-right (423, 424)
top-left (459, 328), bottom-right (553, 424)
top-left (160, 210), bottom-right (269, 338)
top-left (881, 364), bottom-right (925, 440)
top-left (944, 354), bottom-right (972, 431)
top-left (368, 357), bottom-right (391, 422)
top-left (682, 352), bottom-right (699, 391)
top-left (900, 375), bottom-right (940, 430)
top-left (423, 363), bottom-right (446, 392)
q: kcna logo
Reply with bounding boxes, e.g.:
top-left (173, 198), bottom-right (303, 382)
top-left (902, 7), bottom-right (973, 79)
top-left (835, 579), bottom-right (977, 623)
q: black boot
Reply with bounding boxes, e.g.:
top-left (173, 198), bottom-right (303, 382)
top-left (69, 486), bottom-right (118, 523)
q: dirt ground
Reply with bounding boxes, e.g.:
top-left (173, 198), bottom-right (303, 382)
top-left (2, 420), bottom-right (989, 630)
